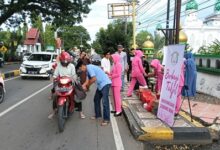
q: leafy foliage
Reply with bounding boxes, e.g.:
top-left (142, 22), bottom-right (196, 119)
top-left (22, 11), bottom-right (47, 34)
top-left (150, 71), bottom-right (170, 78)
top-left (57, 25), bottom-right (91, 50)
top-left (198, 40), bottom-right (220, 55)
top-left (92, 19), bottom-right (133, 54)
top-left (0, 0), bottom-right (96, 27)
top-left (136, 30), bottom-right (152, 48)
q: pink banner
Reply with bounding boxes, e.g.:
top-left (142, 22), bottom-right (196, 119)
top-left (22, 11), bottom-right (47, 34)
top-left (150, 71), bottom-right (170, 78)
top-left (157, 45), bottom-right (184, 126)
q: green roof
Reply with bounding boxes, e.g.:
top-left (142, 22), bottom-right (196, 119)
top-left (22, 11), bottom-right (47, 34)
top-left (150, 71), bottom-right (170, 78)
top-left (186, 0), bottom-right (198, 11)
top-left (215, 0), bottom-right (220, 12)
top-left (156, 23), bottom-right (162, 30)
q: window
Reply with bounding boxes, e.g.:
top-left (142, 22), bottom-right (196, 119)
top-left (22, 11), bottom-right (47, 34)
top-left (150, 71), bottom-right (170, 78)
top-left (28, 54), bottom-right (51, 61)
top-left (199, 59), bottom-right (203, 67)
top-left (207, 59), bottom-right (211, 68)
top-left (216, 60), bottom-right (220, 69)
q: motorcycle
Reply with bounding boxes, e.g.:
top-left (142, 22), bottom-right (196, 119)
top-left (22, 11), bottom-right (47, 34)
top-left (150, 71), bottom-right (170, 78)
top-left (53, 76), bottom-right (75, 132)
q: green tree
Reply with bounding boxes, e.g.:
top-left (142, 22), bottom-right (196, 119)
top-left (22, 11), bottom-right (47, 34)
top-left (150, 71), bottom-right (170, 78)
top-left (136, 30), bottom-right (152, 48)
top-left (44, 24), bottom-right (55, 48)
top-left (93, 19), bottom-right (133, 54)
top-left (57, 25), bottom-right (91, 50)
top-left (153, 33), bottom-right (165, 51)
top-left (0, 0), bottom-right (96, 27)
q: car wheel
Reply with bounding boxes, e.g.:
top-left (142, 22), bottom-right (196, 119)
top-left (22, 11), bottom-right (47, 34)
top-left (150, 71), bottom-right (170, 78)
top-left (0, 85), bottom-right (5, 104)
top-left (21, 76), bottom-right (27, 80)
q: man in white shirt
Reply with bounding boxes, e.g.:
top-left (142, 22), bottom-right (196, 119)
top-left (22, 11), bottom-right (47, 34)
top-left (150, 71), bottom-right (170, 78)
top-left (101, 51), bottom-right (111, 75)
top-left (115, 45), bottom-right (128, 91)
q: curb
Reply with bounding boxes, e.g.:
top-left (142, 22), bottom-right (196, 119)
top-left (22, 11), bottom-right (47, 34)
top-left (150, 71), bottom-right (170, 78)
top-left (4, 62), bottom-right (21, 65)
top-left (1, 70), bottom-right (20, 79)
top-left (122, 97), bottom-right (213, 145)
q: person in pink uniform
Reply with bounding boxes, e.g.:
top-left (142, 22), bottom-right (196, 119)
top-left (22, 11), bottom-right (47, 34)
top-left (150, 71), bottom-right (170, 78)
top-left (109, 54), bottom-right (122, 116)
top-left (148, 59), bottom-right (164, 98)
top-left (175, 60), bottom-right (185, 115)
top-left (127, 50), bottom-right (147, 97)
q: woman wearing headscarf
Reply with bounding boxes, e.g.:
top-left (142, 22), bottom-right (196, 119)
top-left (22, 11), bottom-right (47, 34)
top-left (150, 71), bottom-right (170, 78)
top-left (147, 59), bottom-right (164, 97)
top-left (109, 54), bottom-right (122, 116)
top-left (127, 50), bottom-right (147, 97)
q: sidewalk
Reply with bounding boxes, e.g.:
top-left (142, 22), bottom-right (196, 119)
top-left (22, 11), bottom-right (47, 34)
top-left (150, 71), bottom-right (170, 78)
top-left (182, 99), bottom-right (220, 125)
top-left (121, 83), bottom-right (217, 145)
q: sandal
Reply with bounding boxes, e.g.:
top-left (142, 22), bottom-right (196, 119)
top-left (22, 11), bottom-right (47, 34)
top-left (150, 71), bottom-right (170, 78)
top-left (101, 121), bottom-right (110, 126)
top-left (80, 113), bottom-right (86, 119)
top-left (48, 112), bottom-right (55, 119)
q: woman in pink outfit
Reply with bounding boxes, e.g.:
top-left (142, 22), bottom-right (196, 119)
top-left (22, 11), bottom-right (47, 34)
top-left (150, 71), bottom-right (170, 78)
top-left (148, 59), bottom-right (164, 96)
top-left (127, 50), bottom-right (147, 97)
top-left (175, 60), bottom-right (185, 115)
top-left (110, 54), bottom-right (122, 116)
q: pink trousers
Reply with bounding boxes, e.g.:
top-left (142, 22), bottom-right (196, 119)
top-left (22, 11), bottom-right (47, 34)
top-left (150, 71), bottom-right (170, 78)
top-left (175, 86), bottom-right (183, 114)
top-left (112, 86), bottom-right (122, 113)
top-left (127, 75), bottom-right (147, 96)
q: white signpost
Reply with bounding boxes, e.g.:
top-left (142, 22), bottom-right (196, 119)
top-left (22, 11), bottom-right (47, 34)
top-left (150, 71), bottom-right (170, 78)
top-left (157, 44), bottom-right (184, 126)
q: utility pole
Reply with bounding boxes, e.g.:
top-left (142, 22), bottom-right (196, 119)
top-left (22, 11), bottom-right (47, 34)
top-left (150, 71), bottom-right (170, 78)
top-left (165, 0), bottom-right (170, 45)
top-left (175, 0), bottom-right (182, 44)
top-left (132, 0), bottom-right (137, 49)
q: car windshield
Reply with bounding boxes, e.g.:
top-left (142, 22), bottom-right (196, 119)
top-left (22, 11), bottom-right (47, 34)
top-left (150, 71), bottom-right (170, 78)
top-left (28, 54), bottom-right (51, 61)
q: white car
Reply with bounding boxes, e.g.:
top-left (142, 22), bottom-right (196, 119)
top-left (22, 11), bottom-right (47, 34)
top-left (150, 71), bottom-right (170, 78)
top-left (0, 74), bottom-right (5, 103)
top-left (20, 52), bottom-right (57, 79)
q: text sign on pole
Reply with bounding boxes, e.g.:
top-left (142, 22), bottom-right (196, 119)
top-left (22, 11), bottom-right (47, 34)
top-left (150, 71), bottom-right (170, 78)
top-left (157, 44), bottom-right (184, 126)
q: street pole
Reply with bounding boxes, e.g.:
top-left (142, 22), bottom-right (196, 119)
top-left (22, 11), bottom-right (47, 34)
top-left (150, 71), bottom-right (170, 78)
top-left (175, 0), bottom-right (182, 44)
top-left (165, 0), bottom-right (170, 45)
top-left (132, 0), bottom-right (136, 49)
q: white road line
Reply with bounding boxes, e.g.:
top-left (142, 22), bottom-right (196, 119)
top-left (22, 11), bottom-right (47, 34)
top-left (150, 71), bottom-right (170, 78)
top-left (0, 83), bottom-right (52, 117)
top-left (4, 76), bottom-right (20, 82)
top-left (110, 102), bottom-right (125, 150)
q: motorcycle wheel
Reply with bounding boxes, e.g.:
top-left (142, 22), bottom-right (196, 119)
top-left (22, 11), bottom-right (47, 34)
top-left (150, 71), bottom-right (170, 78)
top-left (0, 85), bottom-right (4, 104)
top-left (58, 105), bottom-right (65, 132)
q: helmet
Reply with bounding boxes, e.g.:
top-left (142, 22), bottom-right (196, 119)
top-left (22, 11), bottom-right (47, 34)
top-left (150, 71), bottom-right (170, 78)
top-left (59, 51), bottom-right (71, 67)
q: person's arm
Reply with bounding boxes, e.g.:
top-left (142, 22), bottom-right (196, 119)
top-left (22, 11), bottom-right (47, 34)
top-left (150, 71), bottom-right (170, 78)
top-left (53, 65), bottom-right (59, 79)
top-left (71, 64), bottom-right (77, 81)
top-left (82, 66), bottom-right (96, 90)
top-left (147, 70), bottom-right (156, 77)
top-left (138, 59), bottom-right (146, 76)
top-left (124, 52), bottom-right (128, 71)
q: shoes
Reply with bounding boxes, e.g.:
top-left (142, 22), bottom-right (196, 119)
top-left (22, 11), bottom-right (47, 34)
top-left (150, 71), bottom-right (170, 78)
top-left (114, 112), bottom-right (122, 117)
top-left (48, 112), bottom-right (55, 119)
top-left (111, 110), bottom-right (116, 114)
top-left (101, 120), bottom-right (110, 126)
top-left (80, 112), bottom-right (86, 119)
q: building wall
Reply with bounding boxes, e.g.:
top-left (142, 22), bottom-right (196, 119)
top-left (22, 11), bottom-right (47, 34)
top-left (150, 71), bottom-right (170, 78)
top-left (197, 72), bottom-right (220, 98)
top-left (183, 27), bottom-right (220, 53)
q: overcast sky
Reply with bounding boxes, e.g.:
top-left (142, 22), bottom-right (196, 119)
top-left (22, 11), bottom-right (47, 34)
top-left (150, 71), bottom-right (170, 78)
top-left (80, 0), bottom-right (216, 42)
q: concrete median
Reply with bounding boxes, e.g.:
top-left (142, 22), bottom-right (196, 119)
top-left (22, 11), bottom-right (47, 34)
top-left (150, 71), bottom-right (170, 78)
top-left (1, 70), bottom-right (20, 79)
top-left (121, 85), bottom-right (213, 145)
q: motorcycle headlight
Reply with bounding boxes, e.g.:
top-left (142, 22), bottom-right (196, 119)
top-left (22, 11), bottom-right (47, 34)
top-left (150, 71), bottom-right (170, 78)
top-left (42, 64), bottom-right (49, 68)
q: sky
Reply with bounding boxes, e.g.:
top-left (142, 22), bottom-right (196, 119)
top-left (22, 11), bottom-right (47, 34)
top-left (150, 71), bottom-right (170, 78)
top-left (80, 0), bottom-right (216, 42)
top-left (79, 0), bottom-right (145, 42)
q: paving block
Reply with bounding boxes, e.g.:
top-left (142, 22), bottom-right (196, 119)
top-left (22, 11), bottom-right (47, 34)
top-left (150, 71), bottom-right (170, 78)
top-left (136, 112), bottom-right (156, 119)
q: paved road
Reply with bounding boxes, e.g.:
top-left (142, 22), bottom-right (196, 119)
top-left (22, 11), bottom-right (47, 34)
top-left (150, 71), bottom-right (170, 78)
top-left (0, 77), bottom-right (143, 150)
top-left (0, 63), bottom-right (20, 73)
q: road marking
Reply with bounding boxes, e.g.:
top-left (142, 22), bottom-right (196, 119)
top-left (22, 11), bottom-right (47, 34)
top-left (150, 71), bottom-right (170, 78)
top-left (4, 76), bottom-right (20, 82)
top-left (0, 83), bottom-right (52, 117)
top-left (110, 102), bottom-right (125, 150)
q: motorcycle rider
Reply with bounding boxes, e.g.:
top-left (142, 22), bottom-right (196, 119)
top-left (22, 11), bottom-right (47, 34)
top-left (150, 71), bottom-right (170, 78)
top-left (48, 51), bottom-right (78, 119)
